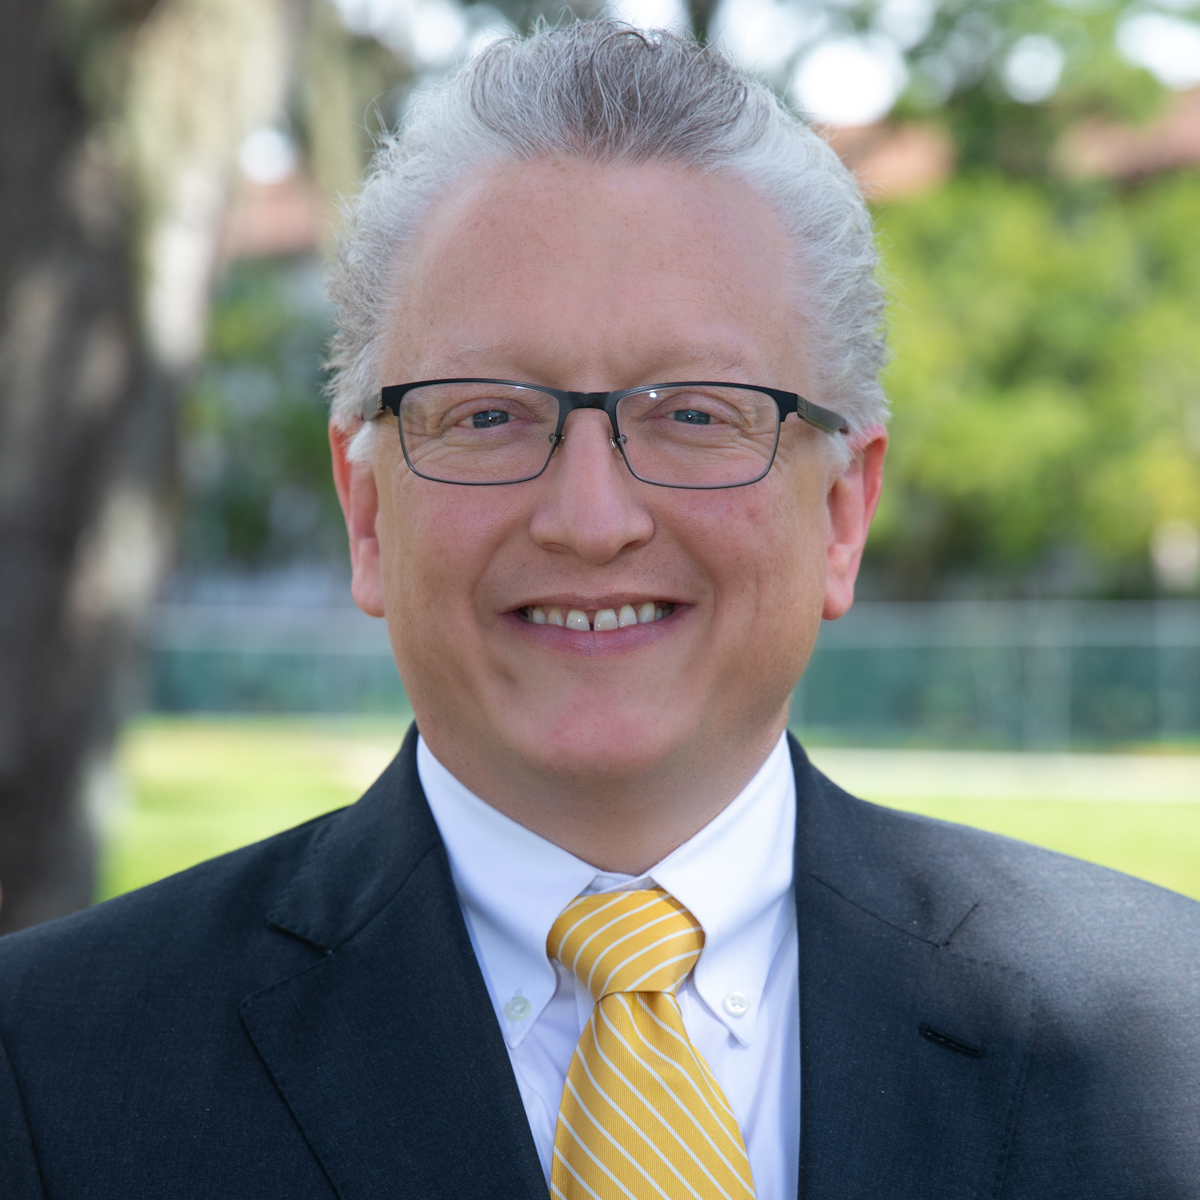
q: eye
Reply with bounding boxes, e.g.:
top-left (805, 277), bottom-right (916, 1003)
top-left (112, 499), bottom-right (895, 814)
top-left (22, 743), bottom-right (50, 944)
top-left (672, 409), bottom-right (711, 425)
top-left (471, 409), bottom-right (510, 428)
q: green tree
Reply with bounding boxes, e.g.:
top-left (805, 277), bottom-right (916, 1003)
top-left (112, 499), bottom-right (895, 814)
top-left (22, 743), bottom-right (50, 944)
top-left (868, 170), bottom-right (1200, 597)
top-left (179, 260), bottom-right (347, 570)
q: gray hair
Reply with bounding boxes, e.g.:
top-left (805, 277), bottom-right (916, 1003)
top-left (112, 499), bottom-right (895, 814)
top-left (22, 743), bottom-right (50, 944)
top-left (326, 20), bottom-right (888, 462)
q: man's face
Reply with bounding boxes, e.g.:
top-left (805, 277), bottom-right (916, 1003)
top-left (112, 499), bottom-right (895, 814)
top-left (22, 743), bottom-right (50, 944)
top-left (336, 158), bottom-right (882, 795)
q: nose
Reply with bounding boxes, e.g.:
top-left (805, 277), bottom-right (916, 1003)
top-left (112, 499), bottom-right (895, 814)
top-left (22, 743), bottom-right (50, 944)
top-left (528, 409), bottom-right (654, 563)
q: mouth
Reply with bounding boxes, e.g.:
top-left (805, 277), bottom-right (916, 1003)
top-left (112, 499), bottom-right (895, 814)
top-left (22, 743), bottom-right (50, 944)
top-left (519, 601), bottom-right (676, 632)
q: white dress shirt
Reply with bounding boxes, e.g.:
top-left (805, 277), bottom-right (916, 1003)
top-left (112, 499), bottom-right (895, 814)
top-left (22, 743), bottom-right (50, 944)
top-left (418, 733), bottom-right (800, 1200)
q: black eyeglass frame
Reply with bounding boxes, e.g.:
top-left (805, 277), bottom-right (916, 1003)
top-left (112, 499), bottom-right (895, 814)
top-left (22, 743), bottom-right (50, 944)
top-left (368, 378), bottom-right (851, 490)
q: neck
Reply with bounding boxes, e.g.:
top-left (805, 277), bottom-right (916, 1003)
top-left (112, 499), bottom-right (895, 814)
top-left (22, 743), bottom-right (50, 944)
top-left (418, 715), bottom-right (788, 874)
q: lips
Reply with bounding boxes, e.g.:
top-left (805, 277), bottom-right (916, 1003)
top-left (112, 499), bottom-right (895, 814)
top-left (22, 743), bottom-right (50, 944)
top-left (520, 602), bottom-right (675, 631)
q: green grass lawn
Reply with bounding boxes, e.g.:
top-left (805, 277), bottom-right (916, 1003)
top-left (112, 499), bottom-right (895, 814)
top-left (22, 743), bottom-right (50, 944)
top-left (98, 715), bottom-right (411, 900)
top-left (98, 716), bottom-right (1200, 903)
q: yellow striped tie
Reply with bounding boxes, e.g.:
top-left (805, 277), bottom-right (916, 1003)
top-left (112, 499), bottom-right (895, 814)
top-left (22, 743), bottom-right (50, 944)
top-left (547, 888), bottom-right (756, 1200)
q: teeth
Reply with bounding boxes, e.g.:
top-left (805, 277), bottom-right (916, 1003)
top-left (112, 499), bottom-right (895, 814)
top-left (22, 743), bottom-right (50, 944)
top-left (525, 602), bottom-right (674, 630)
top-left (593, 608), bottom-right (619, 631)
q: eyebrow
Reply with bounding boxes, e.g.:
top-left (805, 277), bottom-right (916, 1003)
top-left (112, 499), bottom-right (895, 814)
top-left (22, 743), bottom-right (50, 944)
top-left (424, 335), bottom-right (763, 384)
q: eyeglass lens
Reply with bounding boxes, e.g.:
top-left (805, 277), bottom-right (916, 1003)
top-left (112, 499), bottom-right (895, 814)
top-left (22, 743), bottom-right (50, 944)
top-left (396, 382), bottom-right (781, 487)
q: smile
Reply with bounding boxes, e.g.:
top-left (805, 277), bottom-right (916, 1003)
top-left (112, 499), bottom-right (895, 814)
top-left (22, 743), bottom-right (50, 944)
top-left (520, 602), bottom-right (676, 631)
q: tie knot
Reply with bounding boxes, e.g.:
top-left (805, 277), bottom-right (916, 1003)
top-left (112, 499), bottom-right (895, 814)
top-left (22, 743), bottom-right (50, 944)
top-left (548, 887), bottom-right (704, 1002)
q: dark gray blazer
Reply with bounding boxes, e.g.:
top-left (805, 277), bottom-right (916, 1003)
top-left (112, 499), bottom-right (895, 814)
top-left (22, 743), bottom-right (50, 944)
top-left (1, 727), bottom-right (1198, 1198)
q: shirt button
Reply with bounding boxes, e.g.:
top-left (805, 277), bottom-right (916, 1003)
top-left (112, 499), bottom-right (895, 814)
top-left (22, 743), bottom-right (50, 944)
top-left (504, 995), bottom-right (532, 1021)
top-left (723, 991), bottom-right (749, 1017)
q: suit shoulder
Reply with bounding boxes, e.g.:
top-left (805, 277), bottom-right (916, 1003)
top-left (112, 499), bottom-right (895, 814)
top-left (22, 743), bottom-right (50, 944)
top-left (0, 807), bottom-right (343, 998)
top-left (799, 759), bottom-right (1200, 974)
top-left (868, 789), bottom-right (1198, 919)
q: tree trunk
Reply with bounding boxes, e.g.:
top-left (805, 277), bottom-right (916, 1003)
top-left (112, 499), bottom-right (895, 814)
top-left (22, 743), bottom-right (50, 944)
top-left (0, 0), bottom-right (313, 932)
top-left (0, 2), bottom-right (174, 932)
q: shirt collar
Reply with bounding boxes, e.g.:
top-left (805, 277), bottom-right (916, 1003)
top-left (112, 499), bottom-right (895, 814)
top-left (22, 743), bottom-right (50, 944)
top-left (417, 733), bottom-right (795, 1050)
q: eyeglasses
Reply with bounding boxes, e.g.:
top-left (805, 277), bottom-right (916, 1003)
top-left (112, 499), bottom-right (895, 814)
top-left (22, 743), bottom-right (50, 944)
top-left (367, 379), bottom-right (849, 490)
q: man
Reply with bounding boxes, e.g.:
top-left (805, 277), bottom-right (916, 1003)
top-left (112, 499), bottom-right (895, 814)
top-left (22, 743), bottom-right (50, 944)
top-left (1, 21), bottom-right (1198, 1200)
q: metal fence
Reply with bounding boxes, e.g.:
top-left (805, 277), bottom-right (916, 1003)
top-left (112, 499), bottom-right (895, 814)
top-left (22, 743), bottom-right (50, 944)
top-left (146, 600), bottom-right (1200, 749)
top-left (148, 602), bottom-right (402, 715)
top-left (792, 601), bottom-right (1200, 749)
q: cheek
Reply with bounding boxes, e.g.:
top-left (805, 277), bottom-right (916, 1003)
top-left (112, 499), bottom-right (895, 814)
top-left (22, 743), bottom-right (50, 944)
top-left (376, 472), bottom-right (518, 614)
top-left (673, 477), bottom-right (827, 609)
top-left (740, 486), bottom-right (829, 683)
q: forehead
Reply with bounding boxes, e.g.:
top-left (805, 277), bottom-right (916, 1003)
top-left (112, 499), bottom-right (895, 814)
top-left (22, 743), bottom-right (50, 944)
top-left (380, 157), bottom-right (802, 389)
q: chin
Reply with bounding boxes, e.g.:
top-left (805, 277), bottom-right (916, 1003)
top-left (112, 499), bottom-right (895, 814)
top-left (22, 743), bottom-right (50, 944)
top-left (507, 707), bottom-right (688, 783)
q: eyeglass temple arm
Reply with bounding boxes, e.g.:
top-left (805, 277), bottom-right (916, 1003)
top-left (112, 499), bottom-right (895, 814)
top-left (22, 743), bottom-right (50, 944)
top-left (777, 391), bottom-right (850, 435)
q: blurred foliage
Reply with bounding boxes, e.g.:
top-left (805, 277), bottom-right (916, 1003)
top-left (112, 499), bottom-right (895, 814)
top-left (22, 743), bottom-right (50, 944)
top-left (178, 258), bottom-right (347, 568)
top-left (182, 169), bottom-right (1200, 600)
top-left (167, 0), bottom-right (1200, 602)
top-left (935, 45), bottom-right (1165, 178)
top-left (868, 169), bottom-right (1200, 597)
top-left (298, 5), bottom-right (413, 205)
top-left (176, 173), bottom-right (1200, 599)
top-left (890, 0), bottom-right (1170, 173)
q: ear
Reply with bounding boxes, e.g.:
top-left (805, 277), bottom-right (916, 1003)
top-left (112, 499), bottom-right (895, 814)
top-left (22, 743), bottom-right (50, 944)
top-left (329, 421), bottom-right (385, 618)
top-left (823, 425), bottom-right (887, 621)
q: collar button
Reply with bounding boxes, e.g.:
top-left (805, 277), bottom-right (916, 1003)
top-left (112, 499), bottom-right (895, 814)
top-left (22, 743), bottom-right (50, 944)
top-left (722, 991), bottom-right (749, 1017)
top-left (504, 995), bottom-right (532, 1021)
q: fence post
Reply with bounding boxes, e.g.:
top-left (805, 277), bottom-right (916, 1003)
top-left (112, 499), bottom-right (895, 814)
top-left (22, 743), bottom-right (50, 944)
top-left (1022, 604), bottom-right (1073, 750)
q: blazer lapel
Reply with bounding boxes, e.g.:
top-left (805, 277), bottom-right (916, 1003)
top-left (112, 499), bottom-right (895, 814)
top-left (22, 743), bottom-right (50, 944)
top-left (791, 736), bottom-right (1034, 1200)
top-left (240, 726), bottom-right (546, 1200)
